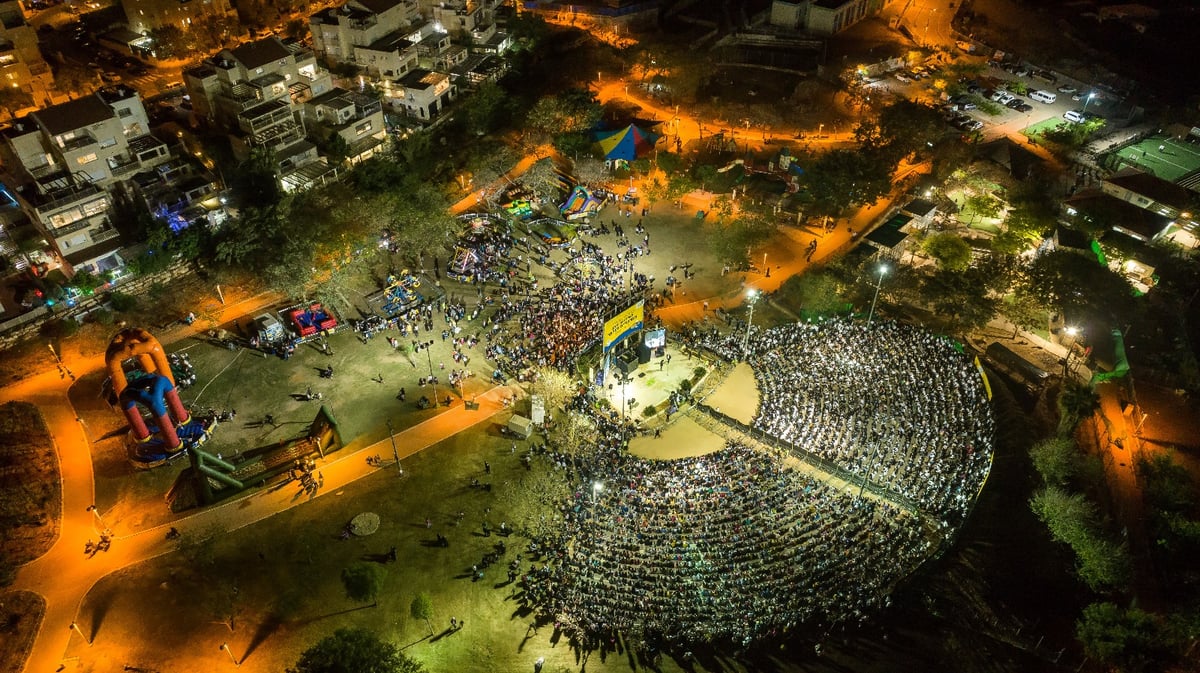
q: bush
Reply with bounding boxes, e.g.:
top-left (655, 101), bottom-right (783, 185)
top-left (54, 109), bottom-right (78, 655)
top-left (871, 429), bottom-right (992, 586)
top-left (678, 379), bottom-right (693, 392)
top-left (39, 319), bottom-right (79, 339)
top-left (108, 292), bottom-right (138, 313)
top-left (642, 404), bottom-right (656, 418)
top-left (692, 366), bottom-right (707, 380)
top-left (89, 308), bottom-right (115, 326)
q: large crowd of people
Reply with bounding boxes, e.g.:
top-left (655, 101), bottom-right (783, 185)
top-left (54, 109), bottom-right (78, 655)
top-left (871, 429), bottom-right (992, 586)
top-left (700, 319), bottom-right (994, 517)
top-left (520, 430), bottom-right (932, 649)
top-left (425, 208), bottom-right (995, 650)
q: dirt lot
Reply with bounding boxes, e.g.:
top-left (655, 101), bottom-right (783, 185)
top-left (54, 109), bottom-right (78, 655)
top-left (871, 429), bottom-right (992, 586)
top-left (0, 401), bottom-right (59, 570)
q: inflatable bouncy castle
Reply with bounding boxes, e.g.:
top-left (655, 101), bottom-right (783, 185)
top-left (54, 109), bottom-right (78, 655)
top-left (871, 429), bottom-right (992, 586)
top-left (105, 328), bottom-right (195, 465)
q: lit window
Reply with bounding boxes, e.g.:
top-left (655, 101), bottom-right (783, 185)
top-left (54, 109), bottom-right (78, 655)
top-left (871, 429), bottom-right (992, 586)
top-left (77, 153), bottom-right (97, 165)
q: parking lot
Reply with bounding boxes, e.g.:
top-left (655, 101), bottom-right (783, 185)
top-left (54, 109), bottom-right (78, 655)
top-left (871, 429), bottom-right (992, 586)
top-left (877, 57), bottom-right (1110, 141)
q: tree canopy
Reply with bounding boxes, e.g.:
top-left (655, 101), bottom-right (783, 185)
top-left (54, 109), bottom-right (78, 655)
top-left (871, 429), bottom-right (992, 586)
top-left (525, 88), bottom-right (601, 137)
top-left (922, 232), bottom-right (973, 271)
top-left (287, 628), bottom-right (424, 673)
top-left (799, 148), bottom-right (894, 217)
top-left (341, 562), bottom-right (386, 606)
top-left (1020, 249), bottom-right (1137, 325)
top-left (1030, 486), bottom-right (1130, 590)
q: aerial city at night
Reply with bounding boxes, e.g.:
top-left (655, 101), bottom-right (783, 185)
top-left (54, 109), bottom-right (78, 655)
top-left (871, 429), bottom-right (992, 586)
top-left (1, 0), bottom-right (1198, 671)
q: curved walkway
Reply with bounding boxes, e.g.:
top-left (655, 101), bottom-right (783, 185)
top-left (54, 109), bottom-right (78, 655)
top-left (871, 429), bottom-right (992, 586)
top-left (4, 358), bottom-right (513, 672)
top-left (0, 289), bottom-right (517, 673)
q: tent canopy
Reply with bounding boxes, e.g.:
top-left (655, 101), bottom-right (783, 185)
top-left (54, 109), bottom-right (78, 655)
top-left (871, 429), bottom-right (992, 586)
top-left (595, 124), bottom-right (660, 161)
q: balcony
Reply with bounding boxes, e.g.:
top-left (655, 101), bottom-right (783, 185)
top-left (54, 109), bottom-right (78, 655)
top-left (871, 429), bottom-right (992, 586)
top-left (49, 214), bottom-right (109, 238)
top-left (61, 134), bottom-right (98, 153)
top-left (90, 226), bottom-right (120, 244)
top-left (34, 183), bottom-right (105, 217)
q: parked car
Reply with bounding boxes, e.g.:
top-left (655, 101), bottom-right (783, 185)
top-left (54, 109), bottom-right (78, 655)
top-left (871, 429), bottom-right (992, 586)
top-left (1005, 98), bottom-right (1026, 109)
top-left (958, 119), bottom-right (984, 132)
top-left (893, 72), bottom-right (912, 83)
top-left (1014, 102), bottom-right (1033, 113)
top-left (1057, 85), bottom-right (1078, 94)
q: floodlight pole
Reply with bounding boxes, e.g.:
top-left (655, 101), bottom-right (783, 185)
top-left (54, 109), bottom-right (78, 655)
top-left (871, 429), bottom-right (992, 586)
top-left (742, 290), bottom-right (759, 360)
top-left (866, 265), bottom-right (889, 326)
top-left (385, 419), bottom-right (402, 474)
top-left (424, 341), bottom-right (439, 406)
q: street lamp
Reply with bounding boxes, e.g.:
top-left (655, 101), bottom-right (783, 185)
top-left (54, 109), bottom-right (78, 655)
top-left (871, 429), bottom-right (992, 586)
top-left (818, 123), bottom-right (824, 138)
top-left (592, 481), bottom-right (604, 504)
top-left (86, 505), bottom-right (108, 534)
top-left (1062, 326), bottom-right (1082, 378)
top-left (421, 340), bottom-right (440, 406)
top-left (385, 419), bottom-right (403, 475)
top-left (742, 289), bottom-right (760, 360)
top-left (1083, 92), bottom-right (1096, 110)
top-left (220, 642), bottom-right (240, 666)
top-left (866, 264), bottom-right (889, 326)
top-left (70, 621), bottom-right (91, 646)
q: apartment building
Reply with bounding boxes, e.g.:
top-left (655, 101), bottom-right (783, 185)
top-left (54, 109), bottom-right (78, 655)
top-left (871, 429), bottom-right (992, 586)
top-left (353, 31), bottom-right (419, 80)
top-left (303, 87), bottom-right (388, 165)
top-left (388, 67), bottom-right (455, 119)
top-left (769, 0), bottom-right (895, 35)
top-left (310, 0), bottom-right (419, 66)
top-left (132, 157), bottom-right (227, 232)
top-left (123, 0), bottom-right (235, 36)
top-left (428, 0), bottom-right (493, 37)
top-left (0, 86), bottom-right (173, 275)
top-left (0, 0), bottom-right (52, 104)
top-left (184, 37), bottom-right (335, 178)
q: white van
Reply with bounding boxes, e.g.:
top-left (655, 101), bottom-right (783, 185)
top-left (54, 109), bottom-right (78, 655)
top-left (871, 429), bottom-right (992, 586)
top-left (1063, 110), bottom-right (1085, 123)
top-left (1030, 90), bottom-right (1057, 104)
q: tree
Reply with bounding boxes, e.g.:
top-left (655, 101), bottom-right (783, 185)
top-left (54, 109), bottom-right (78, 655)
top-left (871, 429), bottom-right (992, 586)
top-left (529, 366), bottom-right (576, 417)
top-left (288, 628), bottom-right (424, 673)
top-left (1076, 602), bottom-right (1171, 673)
top-left (464, 140), bottom-right (521, 188)
top-left (920, 266), bottom-right (1000, 332)
top-left (461, 82), bottom-right (510, 136)
top-left (1021, 249), bottom-right (1136, 326)
top-left (964, 193), bottom-right (1002, 222)
top-left (692, 164), bottom-right (718, 192)
top-left (53, 64), bottom-right (96, 97)
top-left (873, 99), bottom-right (947, 158)
top-left (782, 269), bottom-right (848, 315)
top-left (1056, 381), bottom-right (1099, 436)
top-left (410, 593), bottom-right (434, 636)
top-left (1030, 487), bottom-right (1130, 590)
top-left (801, 148), bottom-right (894, 217)
top-left (922, 232), bottom-right (973, 271)
top-left (525, 88), bottom-right (601, 137)
top-left (571, 157), bottom-right (608, 187)
top-left (229, 147), bottom-right (281, 210)
top-left (0, 86), bottom-right (32, 120)
top-left (340, 562), bottom-right (386, 607)
top-left (1029, 437), bottom-right (1080, 487)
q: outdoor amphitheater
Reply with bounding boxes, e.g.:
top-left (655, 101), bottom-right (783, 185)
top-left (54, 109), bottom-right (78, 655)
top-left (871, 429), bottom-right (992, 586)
top-left (518, 318), bottom-right (995, 649)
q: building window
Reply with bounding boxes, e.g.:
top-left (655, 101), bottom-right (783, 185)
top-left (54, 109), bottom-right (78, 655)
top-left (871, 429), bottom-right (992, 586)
top-left (118, 108), bottom-right (132, 118)
top-left (76, 153), bottom-right (97, 165)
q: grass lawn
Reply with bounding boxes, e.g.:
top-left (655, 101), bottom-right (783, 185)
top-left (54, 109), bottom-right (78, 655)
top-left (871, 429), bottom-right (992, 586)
top-left (67, 424), bottom-right (670, 673)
